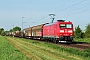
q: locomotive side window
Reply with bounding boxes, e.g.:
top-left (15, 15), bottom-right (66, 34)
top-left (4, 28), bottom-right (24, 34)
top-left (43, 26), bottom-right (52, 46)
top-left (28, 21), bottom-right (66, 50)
top-left (60, 24), bottom-right (66, 28)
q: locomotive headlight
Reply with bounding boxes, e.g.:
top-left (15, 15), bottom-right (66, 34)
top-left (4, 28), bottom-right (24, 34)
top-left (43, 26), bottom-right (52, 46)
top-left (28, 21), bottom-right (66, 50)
top-left (60, 30), bottom-right (64, 32)
top-left (70, 34), bottom-right (72, 35)
top-left (68, 30), bottom-right (72, 33)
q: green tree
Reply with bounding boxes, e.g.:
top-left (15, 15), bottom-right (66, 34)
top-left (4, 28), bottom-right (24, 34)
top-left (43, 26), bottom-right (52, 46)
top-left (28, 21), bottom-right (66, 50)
top-left (85, 23), bottom-right (90, 38)
top-left (13, 26), bottom-right (21, 31)
top-left (0, 28), bottom-right (4, 34)
top-left (1, 30), bottom-right (5, 36)
top-left (4, 31), bottom-right (9, 36)
top-left (9, 29), bottom-right (13, 32)
top-left (74, 25), bottom-right (84, 38)
top-left (0, 28), bottom-right (5, 36)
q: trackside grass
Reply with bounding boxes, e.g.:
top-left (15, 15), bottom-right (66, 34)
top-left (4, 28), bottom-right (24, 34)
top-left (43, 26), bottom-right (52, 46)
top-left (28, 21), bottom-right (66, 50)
top-left (0, 36), bottom-right (30, 60)
top-left (74, 38), bottom-right (90, 43)
top-left (5, 36), bottom-right (90, 60)
top-left (22, 38), bottom-right (90, 60)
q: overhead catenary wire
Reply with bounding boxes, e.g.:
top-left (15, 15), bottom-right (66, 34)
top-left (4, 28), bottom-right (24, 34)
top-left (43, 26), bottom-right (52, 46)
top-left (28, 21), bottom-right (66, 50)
top-left (26, 0), bottom-right (87, 26)
top-left (56, 0), bottom-right (87, 13)
top-left (37, 0), bottom-right (87, 22)
top-left (62, 9), bottom-right (90, 18)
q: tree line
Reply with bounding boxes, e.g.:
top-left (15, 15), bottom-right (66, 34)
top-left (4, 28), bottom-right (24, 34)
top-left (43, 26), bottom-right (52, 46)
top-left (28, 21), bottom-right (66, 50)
top-left (74, 23), bottom-right (90, 38)
top-left (0, 23), bottom-right (90, 38)
top-left (0, 26), bottom-right (21, 36)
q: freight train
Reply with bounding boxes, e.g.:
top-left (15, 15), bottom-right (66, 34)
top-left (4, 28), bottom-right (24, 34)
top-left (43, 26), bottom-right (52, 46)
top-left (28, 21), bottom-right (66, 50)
top-left (8, 20), bottom-right (74, 43)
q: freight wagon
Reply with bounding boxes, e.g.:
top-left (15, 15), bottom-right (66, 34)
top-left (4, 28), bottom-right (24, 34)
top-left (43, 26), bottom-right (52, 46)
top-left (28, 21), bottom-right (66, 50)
top-left (24, 28), bottom-right (32, 38)
top-left (24, 24), bottom-right (45, 39)
top-left (31, 24), bottom-right (44, 39)
top-left (13, 31), bottom-right (22, 37)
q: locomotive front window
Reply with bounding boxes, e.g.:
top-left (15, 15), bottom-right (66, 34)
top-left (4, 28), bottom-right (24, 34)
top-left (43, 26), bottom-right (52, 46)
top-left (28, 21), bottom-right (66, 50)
top-left (60, 24), bottom-right (72, 28)
top-left (66, 24), bottom-right (72, 28)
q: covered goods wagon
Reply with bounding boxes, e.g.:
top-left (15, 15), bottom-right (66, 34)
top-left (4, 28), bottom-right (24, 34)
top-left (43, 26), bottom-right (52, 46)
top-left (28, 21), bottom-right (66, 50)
top-left (13, 31), bottom-right (22, 37)
top-left (24, 28), bottom-right (32, 38)
top-left (31, 24), bottom-right (44, 39)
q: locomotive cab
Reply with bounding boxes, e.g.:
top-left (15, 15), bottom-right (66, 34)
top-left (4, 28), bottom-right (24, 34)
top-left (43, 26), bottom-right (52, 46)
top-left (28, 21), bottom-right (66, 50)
top-left (57, 20), bottom-right (74, 43)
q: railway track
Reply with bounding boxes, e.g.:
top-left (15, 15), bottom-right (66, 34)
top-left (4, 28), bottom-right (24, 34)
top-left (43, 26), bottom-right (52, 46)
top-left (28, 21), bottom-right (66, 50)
top-left (57, 42), bottom-right (90, 50)
top-left (69, 42), bottom-right (90, 50)
top-left (10, 37), bottom-right (90, 50)
top-left (32, 39), bottom-right (90, 50)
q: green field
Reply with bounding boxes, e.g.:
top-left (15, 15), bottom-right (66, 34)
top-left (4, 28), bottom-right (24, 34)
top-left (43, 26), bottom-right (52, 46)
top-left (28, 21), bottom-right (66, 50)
top-left (0, 36), bottom-right (90, 60)
top-left (0, 36), bottom-right (30, 60)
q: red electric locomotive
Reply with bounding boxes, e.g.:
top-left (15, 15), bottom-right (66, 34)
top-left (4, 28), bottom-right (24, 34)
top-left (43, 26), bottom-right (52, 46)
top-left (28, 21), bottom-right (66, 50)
top-left (43, 20), bottom-right (74, 43)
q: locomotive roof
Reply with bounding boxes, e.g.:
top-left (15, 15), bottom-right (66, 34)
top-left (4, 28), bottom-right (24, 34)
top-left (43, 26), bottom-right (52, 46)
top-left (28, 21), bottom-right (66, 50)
top-left (44, 22), bottom-right (56, 26)
top-left (44, 21), bottom-right (72, 26)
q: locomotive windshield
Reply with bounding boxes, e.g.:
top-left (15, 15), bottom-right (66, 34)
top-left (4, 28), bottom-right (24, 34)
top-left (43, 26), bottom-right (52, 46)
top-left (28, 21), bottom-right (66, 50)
top-left (60, 24), bottom-right (72, 28)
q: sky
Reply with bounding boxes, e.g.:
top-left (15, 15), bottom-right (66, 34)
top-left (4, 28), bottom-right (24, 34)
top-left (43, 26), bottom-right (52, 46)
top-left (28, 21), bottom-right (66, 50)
top-left (0, 0), bottom-right (90, 31)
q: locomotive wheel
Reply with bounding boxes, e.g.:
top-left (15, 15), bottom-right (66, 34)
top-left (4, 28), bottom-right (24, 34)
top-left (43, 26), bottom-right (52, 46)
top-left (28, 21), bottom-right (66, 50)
top-left (55, 40), bottom-right (58, 44)
top-left (45, 39), bottom-right (48, 42)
